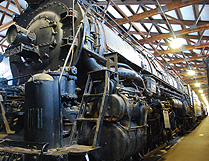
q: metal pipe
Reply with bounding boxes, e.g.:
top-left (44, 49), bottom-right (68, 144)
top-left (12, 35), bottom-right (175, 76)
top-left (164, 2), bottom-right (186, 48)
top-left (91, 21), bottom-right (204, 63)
top-left (156, 0), bottom-right (176, 38)
top-left (58, 22), bottom-right (83, 83)
top-left (194, 2), bottom-right (206, 26)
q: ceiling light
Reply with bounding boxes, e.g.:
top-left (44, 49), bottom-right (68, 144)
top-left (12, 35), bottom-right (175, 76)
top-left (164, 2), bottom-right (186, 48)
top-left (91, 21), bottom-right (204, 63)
top-left (195, 83), bottom-right (200, 87)
top-left (188, 70), bottom-right (195, 76)
top-left (199, 89), bottom-right (203, 93)
top-left (170, 38), bottom-right (185, 49)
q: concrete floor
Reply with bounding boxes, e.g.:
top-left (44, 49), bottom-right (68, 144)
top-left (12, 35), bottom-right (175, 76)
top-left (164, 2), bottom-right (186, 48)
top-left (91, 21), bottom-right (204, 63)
top-left (160, 116), bottom-right (209, 161)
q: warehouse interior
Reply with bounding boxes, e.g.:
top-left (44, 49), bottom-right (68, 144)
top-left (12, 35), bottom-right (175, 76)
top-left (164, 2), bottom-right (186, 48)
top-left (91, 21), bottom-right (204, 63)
top-left (0, 0), bottom-right (209, 160)
top-left (0, 0), bottom-right (209, 109)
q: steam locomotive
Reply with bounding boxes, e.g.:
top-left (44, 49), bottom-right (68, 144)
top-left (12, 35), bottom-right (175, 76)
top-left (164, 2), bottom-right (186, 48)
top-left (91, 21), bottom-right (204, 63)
top-left (0, 0), bottom-right (206, 160)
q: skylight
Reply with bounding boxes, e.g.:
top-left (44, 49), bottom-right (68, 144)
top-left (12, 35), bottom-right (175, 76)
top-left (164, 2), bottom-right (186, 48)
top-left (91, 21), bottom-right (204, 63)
top-left (107, 5), bottom-right (123, 19)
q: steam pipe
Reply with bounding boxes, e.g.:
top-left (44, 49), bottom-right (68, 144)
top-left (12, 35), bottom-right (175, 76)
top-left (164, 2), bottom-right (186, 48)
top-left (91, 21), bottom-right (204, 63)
top-left (83, 46), bottom-right (145, 89)
top-left (118, 68), bottom-right (145, 89)
top-left (83, 45), bottom-right (135, 71)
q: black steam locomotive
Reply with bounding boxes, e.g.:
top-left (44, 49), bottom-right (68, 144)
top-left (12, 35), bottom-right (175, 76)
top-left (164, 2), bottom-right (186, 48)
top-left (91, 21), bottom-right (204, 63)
top-left (0, 0), bottom-right (206, 160)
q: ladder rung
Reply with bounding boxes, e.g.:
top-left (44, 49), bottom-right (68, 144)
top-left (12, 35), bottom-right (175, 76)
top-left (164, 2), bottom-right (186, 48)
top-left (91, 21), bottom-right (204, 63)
top-left (63, 130), bottom-right (71, 135)
top-left (83, 93), bottom-right (103, 97)
top-left (76, 118), bottom-right (98, 122)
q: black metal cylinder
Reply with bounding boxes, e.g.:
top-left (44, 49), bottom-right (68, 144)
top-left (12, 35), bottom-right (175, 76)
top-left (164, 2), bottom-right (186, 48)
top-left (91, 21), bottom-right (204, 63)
top-left (24, 73), bottom-right (61, 149)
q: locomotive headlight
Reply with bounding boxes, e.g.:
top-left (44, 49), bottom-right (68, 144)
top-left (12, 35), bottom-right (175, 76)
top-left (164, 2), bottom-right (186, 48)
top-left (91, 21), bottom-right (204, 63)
top-left (7, 25), bottom-right (18, 44)
top-left (6, 24), bottom-right (36, 45)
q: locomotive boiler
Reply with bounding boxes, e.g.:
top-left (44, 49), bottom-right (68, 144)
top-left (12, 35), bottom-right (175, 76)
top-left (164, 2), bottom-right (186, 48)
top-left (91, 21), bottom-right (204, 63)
top-left (0, 0), bottom-right (204, 160)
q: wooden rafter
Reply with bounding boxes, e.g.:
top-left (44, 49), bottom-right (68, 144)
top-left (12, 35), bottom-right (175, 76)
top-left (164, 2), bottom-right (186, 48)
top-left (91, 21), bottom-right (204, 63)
top-left (0, 44), bottom-right (7, 48)
top-left (96, 0), bottom-right (209, 6)
top-left (155, 42), bottom-right (209, 55)
top-left (182, 74), bottom-right (207, 80)
top-left (109, 0), bottom-right (205, 26)
top-left (13, 0), bottom-right (22, 14)
top-left (0, 0), bottom-right (12, 25)
top-left (0, 20), bottom-right (15, 32)
top-left (192, 86), bottom-right (208, 90)
top-left (185, 78), bottom-right (207, 83)
top-left (108, 0), bottom-right (181, 78)
top-left (178, 69), bottom-right (206, 76)
top-left (138, 23), bottom-right (209, 43)
top-left (0, 4), bottom-right (16, 14)
top-left (136, 19), bottom-right (208, 26)
top-left (167, 54), bottom-right (209, 64)
top-left (174, 64), bottom-right (205, 70)
top-left (130, 31), bottom-right (209, 41)
top-left (188, 81), bottom-right (207, 85)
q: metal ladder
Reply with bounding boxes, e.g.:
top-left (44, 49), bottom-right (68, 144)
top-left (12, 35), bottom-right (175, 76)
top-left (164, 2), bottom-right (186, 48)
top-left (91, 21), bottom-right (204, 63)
top-left (69, 69), bottom-right (110, 148)
top-left (69, 53), bottom-right (118, 148)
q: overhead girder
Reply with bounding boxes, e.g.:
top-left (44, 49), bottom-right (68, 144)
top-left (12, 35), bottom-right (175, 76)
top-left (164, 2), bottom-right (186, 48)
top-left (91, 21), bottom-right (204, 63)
top-left (138, 23), bottom-right (209, 43)
top-left (109, 0), bottom-right (205, 26)
top-left (178, 69), bottom-right (207, 76)
top-left (182, 74), bottom-right (207, 80)
top-left (185, 77), bottom-right (207, 83)
top-left (96, 0), bottom-right (209, 6)
top-left (174, 64), bottom-right (205, 71)
top-left (165, 54), bottom-right (209, 64)
top-left (154, 42), bottom-right (209, 55)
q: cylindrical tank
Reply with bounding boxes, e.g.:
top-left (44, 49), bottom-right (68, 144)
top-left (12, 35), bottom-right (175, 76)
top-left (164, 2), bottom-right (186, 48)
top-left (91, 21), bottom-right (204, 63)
top-left (171, 98), bottom-right (183, 109)
top-left (90, 122), bottom-right (146, 161)
top-left (24, 73), bottom-right (61, 148)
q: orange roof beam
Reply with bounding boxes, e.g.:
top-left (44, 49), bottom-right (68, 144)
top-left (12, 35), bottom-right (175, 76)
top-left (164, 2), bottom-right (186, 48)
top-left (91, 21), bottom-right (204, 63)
top-left (97, 0), bottom-right (209, 6)
top-left (178, 69), bottom-right (206, 76)
top-left (155, 42), bottom-right (209, 55)
top-left (174, 64), bottom-right (205, 70)
top-left (166, 54), bottom-right (209, 64)
top-left (0, 4), bottom-right (16, 15)
top-left (138, 23), bottom-right (209, 43)
top-left (109, 0), bottom-right (205, 26)
top-left (13, 0), bottom-right (22, 14)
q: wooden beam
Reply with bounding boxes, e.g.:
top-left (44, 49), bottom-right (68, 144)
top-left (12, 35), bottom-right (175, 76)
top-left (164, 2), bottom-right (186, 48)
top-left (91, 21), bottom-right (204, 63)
top-left (138, 23), bottom-right (209, 43)
top-left (0, 20), bottom-right (15, 32)
top-left (0, 44), bottom-right (7, 48)
top-left (0, 4), bottom-right (16, 14)
top-left (185, 78), bottom-right (207, 83)
top-left (13, 0), bottom-right (22, 14)
top-left (109, 0), bottom-right (204, 26)
top-left (182, 74), bottom-right (207, 80)
top-left (135, 19), bottom-right (208, 26)
top-left (167, 54), bottom-right (209, 64)
top-left (0, 0), bottom-right (12, 25)
top-left (131, 31), bottom-right (209, 41)
top-left (192, 86), bottom-right (208, 90)
top-left (178, 69), bottom-right (206, 76)
top-left (96, 0), bottom-right (209, 6)
top-left (155, 42), bottom-right (209, 55)
top-left (189, 81), bottom-right (207, 85)
top-left (174, 64), bottom-right (205, 71)
top-left (108, 0), bottom-right (189, 80)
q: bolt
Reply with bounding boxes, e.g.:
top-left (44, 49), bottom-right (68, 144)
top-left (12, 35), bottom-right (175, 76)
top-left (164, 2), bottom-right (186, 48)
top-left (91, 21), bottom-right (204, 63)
top-left (44, 53), bottom-right (49, 58)
top-left (33, 156), bottom-right (37, 160)
top-left (38, 59), bottom-right (43, 64)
